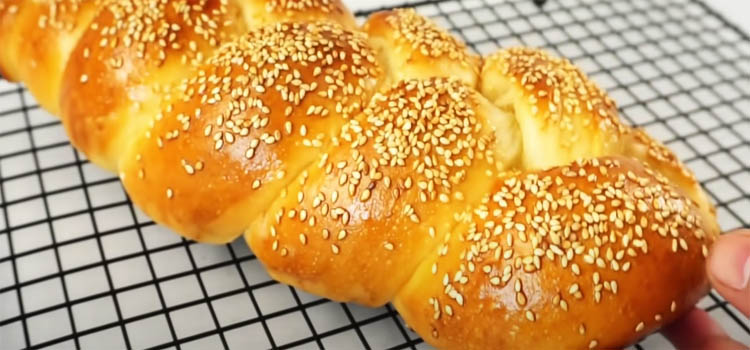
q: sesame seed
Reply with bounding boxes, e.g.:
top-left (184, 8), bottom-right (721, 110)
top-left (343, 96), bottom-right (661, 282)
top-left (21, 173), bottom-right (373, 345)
top-left (525, 310), bottom-right (536, 322)
top-left (360, 189), bottom-right (371, 201)
top-left (569, 283), bottom-right (580, 295)
top-left (635, 322), bottom-right (645, 332)
top-left (516, 292), bottom-right (527, 306)
top-left (679, 238), bottom-right (688, 251)
top-left (166, 188), bottom-right (174, 199)
top-left (245, 148), bottom-right (255, 159)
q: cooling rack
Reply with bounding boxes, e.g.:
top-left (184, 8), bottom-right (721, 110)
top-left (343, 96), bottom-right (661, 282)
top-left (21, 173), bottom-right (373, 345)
top-left (1, 0), bottom-right (750, 349)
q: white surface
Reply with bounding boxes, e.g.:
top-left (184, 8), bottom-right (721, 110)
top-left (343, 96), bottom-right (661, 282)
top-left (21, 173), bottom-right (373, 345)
top-left (711, 0), bottom-right (750, 35)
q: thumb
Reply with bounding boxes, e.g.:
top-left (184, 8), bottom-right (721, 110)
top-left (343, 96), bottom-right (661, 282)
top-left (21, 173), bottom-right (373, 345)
top-left (707, 229), bottom-right (750, 317)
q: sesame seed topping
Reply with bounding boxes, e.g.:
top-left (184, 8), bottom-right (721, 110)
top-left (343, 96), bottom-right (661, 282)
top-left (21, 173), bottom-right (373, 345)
top-left (96, 2), bottom-right (717, 341)
top-left (382, 9), bottom-right (474, 63)
top-left (266, 0), bottom-right (338, 12)
top-left (425, 157), bottom-right (709, 330)
top-left (149, 20), bottom-right (379, 200)
top-left (485, 47), bottom-right (625, 142)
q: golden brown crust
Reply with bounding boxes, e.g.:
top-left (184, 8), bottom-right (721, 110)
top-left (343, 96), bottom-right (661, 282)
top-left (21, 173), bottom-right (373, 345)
top-left (481, 47), bottom-right (627, 170)
top-left (121, 21), bottom-right (380, 243)
top-left (246, 78), bottom-right (511, 305)
top-left (364, 9), bottom-right (481, 88)
top-left (0, 0), bottom-right (100, 114)
top-left (251, 0), bottom-right (356, 29)
top-left (60, 0), bottom-right (249, 171)
top-left (2, 3), bottom-right (723, 349)
top-left (624, 128), bottom-right (718, 233)
top-left (485, 47), bottom-right (622, 130)
top-left (0, 0), bottom-right (24, 81)
top-left (395, 156), bottom-right (717, 350)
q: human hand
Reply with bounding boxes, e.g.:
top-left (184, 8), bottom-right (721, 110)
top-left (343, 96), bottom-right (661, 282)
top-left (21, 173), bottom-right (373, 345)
top-left (663, 229), bottom-right (750, 350)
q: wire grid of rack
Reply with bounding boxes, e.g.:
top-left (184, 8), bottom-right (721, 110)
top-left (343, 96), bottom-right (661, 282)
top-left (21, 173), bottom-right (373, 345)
top-left (1, 0), bottom-right (750, 349)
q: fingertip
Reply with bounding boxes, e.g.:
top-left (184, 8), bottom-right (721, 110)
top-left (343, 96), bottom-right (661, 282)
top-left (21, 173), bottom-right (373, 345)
top-left (662, 309), bottom-right (747, 350)
top-left (663, 308), bottom-right (723, 345)
top-left (707, 230), bottom-right (750, 317)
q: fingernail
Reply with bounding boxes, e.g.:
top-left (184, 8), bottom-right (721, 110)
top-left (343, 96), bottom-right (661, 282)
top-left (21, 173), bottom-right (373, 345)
top-left (711, 249), bottom-right (750, 290)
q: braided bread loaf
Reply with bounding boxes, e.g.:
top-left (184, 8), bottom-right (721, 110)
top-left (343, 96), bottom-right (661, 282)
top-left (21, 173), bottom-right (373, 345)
top-left (0, 1), bottom-right (720, 349)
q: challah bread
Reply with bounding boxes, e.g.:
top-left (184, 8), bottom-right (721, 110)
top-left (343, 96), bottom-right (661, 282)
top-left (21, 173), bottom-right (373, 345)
top-left (246, 77), bottom-right (520, 306)
top-left (363, 8), bottom-right (481, 87)
top-left (0, 0), bottom-right (100, 115)
top-left (120, 21), bottom-right (381, 243)
top-left (59, 0), bottom-right (248, 171)
top-left (0, 1), bottom-right (720, 349)
top-left (244, 12), bottom-right (521, 306)
top-left (623, 128), bottom-right (719, 234)
top-left (395, 157), bottom-right (711, 350)
top-left (480, 47), bottom-right (627, 171)
top-left (60, 0), bottom-right (359, 171)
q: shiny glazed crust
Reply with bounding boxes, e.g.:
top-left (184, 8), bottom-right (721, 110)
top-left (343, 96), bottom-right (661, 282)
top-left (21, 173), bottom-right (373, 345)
top-left (0, 2), bottom-right (720, 349)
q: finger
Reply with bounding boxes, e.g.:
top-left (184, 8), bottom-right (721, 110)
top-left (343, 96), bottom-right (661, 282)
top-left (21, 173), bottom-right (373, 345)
top-left (662, 308), bottom-right (747, 350)
top-left (707, 229), bottom-right (750, 317)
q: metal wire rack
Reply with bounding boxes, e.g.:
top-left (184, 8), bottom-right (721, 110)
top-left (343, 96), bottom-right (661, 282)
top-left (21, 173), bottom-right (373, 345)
top-left (1, 0), bottom-right (750, 349)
